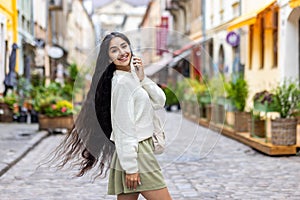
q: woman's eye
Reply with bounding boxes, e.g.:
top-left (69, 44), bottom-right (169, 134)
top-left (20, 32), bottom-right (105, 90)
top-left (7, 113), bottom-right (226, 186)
top-left (121, 45), bottom-right (127, 49)
top-left (111, 49), bottom-right (117, 53)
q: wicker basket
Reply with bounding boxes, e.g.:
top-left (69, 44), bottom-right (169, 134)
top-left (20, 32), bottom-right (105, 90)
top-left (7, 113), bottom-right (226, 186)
top-left (234, 112), bottom-right (250, 132)
top-left (271, 118), bottom-right (297, 146)
top-left (38, 115), bottom-right (74, 130)
top-left (248, 119), bottom-right (266, 138)
top-left (0, 103), bottom-right (13, 122)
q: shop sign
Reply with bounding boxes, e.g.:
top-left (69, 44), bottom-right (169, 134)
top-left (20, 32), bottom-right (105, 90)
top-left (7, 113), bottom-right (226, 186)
top-left (226, 31), bottom-right (240, 47)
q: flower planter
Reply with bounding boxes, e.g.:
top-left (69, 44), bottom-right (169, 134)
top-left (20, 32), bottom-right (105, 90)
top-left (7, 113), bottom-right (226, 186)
top-left (248, 119), bottom-right (266, 138)
top-left (234, 112), bottom-right (250, 132)
top-left (271, 118), bottom-right (297, 146)
top-left (216, 104), bottom-right (225, 124)
top-left (0, 103), bottom-right (13, 122)
top-left (38, 115), bottom-right (74, 130)
top-left (205, 104), bottom-right (213, 122)
top-left (191, 101), bottom-right (200, 118)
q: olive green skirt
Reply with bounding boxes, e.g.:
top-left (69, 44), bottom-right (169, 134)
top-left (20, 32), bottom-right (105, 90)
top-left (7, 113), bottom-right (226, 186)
top-left (107, 137), bottom-right (166, 195)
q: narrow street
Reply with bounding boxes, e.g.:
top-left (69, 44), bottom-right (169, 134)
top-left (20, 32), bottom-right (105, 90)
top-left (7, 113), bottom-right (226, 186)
top-left (0, 112), bottom-right (300, 200)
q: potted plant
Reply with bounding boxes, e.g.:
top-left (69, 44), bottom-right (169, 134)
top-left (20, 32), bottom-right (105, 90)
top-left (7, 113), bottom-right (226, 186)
top-left (37, 96), bottom-right (74, 130)
top-left (162, 85), bottom-right (179, 111)
top-left (271, 80), bottom-right (300, 145)
top-left (31, 82), bottom-right (75, 130)
top-left (225, 74), bottom-right (249, 132)
top-left (248, 110), bottom-right (266, 138)
top-left (0, 93), bottom-right (18, 122)
top-left (253, 90), bottom-right (277, 112)
top-left (189, 78), bottom-right (206, 118)
top-left (207, 75), bottom-right (226, 123)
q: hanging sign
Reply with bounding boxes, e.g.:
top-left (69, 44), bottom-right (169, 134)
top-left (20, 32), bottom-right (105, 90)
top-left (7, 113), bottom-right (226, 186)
top-left (226, 31), bottom-right (240, 47)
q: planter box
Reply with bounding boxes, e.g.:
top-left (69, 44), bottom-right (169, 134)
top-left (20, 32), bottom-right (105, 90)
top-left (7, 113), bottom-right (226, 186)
top-left (0, 103), bottom-right (13, 122)
top-left (38, 115), bottom-right (74, 130)
top-left (191, 101), bottom-right (200, 118)
top-left (205, 104), bottom-right (213, 122)
top-left (248, 119), bottom-right (266, 138)
top-left (271, 118), bottom-right (297, 146)
top-left (234, 112), bottom-right (250, 132)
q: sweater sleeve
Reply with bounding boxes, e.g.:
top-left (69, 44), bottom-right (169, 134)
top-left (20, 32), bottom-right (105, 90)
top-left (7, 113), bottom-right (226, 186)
top-left (111, 82), bottom-right (138, 174)
top-left (140, 77), bottom-right (166, 110)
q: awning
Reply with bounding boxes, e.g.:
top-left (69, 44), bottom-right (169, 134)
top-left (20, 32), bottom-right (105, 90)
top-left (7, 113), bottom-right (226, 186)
top-left (173, 42), bottom-right (194, 56)
top-left (227, 0), bottom-right (276, 31)
top-left (168, 49), bottom-right (192, 68)
top-left (144, 54), bottom-right (173, 76)
top-left (144, 41), bottom-right (196, 75)
top-left (289, 0), bottom-right (300, 8)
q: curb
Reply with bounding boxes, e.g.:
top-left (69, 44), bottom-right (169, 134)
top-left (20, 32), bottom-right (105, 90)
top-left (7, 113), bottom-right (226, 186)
top-left (0, 130), bottom-right (49, 177)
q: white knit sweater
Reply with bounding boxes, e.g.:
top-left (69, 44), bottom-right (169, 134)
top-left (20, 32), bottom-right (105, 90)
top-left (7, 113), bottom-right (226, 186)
top-left (110, 70), bottom-right (166, 174)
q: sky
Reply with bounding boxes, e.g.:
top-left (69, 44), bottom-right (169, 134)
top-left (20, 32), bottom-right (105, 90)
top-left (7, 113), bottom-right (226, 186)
top-left (92, 0), bottom-right (150, 8)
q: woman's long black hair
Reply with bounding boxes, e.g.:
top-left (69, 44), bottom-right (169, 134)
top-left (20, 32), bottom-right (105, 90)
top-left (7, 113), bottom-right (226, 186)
top-left (50, 32), bottom-right (132, 178)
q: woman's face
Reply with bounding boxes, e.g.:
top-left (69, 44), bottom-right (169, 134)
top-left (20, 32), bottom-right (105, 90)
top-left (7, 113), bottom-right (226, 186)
top-left (108, 37), bottom-right (131, 69)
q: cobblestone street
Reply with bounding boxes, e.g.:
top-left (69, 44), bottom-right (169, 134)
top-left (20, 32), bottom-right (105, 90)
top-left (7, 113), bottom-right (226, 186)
top-left (1, 112), bottom-right (300, 200)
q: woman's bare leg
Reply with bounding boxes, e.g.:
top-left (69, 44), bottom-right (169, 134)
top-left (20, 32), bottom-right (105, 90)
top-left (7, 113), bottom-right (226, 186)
top-left (141, 187), bottom-right (172, 200)
top-left (117, 193), bottom-right (139, 200)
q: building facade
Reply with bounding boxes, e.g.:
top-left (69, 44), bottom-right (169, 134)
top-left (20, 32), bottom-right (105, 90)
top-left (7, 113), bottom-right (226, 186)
top-left (278, 0), bottom-right (300, 82)
top-left (0, 0), bottom-right (18, 94)
top-left (66, 0), bottom-right (95, 67)
top-left (17, 0), bottom-right (35, 78)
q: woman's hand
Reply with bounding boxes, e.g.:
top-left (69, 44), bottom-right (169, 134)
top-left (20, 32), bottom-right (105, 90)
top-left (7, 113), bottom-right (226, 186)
top-left (132, 56), bottom-right (145, 81)
top-left (125, 172), bottom-right (141, 190)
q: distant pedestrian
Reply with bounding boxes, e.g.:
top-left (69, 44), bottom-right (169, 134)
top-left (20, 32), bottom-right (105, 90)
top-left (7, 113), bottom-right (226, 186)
top-left (3, 43), bottom-right (18, 96)
top-left (52, 32), bottom-right (172, 200)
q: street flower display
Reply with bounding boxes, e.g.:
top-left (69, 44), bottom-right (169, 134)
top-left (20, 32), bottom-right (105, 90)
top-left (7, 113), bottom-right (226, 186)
top-left (271, 80), bottom-right (300, 145)
top-left (39, 98), bottom-right (73, 117)
top-left (253, 90), bottom-right (277, 112)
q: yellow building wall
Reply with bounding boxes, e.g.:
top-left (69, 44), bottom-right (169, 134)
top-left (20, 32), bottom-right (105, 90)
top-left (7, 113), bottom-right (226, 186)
top-left (0, 0), bottom-right (18, 71)
top-left (244, 6), bottom-right (280, 109)
top-left (0, 0), bottom-right (18, 42)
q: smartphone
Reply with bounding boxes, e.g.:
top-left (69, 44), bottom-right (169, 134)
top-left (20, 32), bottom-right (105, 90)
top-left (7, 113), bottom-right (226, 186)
top-left (130, 55), bottom-right (140, 83)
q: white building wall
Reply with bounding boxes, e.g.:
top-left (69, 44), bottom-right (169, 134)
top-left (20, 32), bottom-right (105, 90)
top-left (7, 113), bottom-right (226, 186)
top-left (205, 0), bottom-right (240, 77)
top-left (0, 13), bottom-right (6, 93)
top-left (33, 0), bottom-right (47, 29)
top-left (278, 0), bottom-right (299, 81)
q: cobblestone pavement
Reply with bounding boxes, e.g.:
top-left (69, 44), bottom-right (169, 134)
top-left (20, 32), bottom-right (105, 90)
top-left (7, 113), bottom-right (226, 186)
top-left (1, 112), bottom-right (300, 200)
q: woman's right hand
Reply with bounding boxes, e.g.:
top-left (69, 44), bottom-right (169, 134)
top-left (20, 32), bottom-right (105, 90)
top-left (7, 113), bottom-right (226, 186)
top-left (125, 172), bottom-right (141, 190)
top-left (132, 56), bottom-right (145, 81)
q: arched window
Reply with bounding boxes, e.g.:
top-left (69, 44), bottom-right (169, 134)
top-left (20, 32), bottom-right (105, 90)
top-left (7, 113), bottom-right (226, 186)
top-left (218, 45), bottom-right (225, 73)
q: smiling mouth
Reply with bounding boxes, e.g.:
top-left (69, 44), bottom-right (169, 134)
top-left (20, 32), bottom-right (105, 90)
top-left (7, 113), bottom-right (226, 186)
top-left (118, 55), bottom-right (129, 62)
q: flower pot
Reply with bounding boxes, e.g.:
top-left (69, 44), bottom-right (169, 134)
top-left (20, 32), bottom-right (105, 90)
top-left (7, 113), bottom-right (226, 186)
top-left (0, 103), bottom-right (13, 122)
top-left (205, 104), bottom-right (213, 122)
top-left (191, 101), bottom-right (200, 118)
top-left (271, 118), bottom-right (297, 146)
top-left (248, 119), bottom-right (266, 138)
top-left (216, 104), bottom-right (225, 124)
top-left (234, 112), bottom-right (250, 132)
top-left (38, 115), bottom-right (74, 130)
top-left (199, 104), bottom-right (206, 118)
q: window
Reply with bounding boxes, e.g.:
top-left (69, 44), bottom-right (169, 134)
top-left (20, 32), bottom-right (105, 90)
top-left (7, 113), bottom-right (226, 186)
top-left (249, 25), bottom-right (254, 70)
top-left (232, 2), bottom-right (239, 18)
top-left (260, 16), bottom-right (264, 69)
top-left (220, 0), bottom-right (224, 21)
top-left (273, 10), bottom-right (278, 68)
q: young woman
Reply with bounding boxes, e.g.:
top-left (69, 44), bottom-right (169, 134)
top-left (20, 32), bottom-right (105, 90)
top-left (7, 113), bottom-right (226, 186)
top-left (53, 32), bottom-right (172, 200)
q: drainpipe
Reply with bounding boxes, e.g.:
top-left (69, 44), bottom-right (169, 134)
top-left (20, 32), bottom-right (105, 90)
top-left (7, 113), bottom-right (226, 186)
top-left (201, 0), bottom-right (206, 77)
top-left (237, 0), bottom-right (242, 75)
